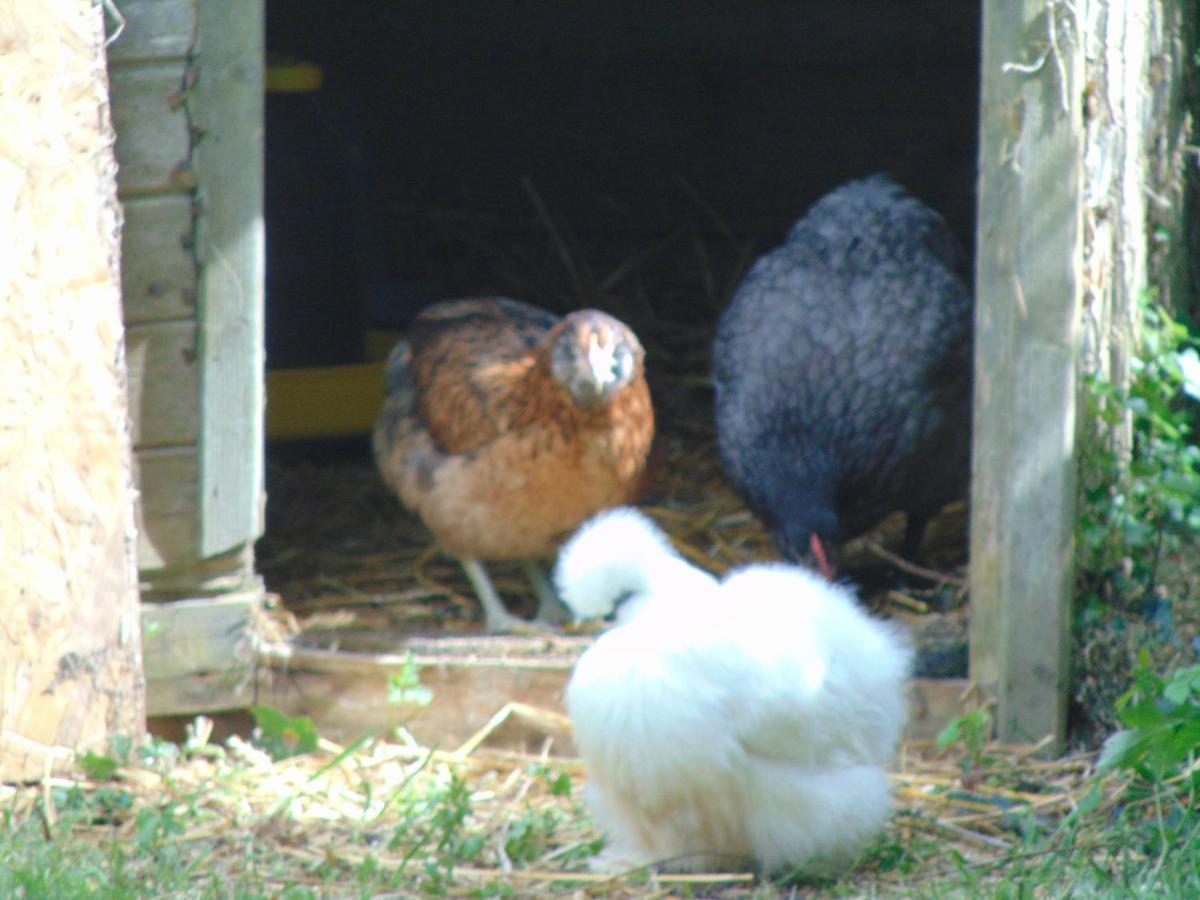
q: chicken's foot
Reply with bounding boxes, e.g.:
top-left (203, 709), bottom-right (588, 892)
top-left (523, 561), bottom-right (570, 626)
top-left (459, 557), bottom-right (555, 634)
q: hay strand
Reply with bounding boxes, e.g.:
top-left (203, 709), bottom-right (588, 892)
top-left (1, 704), bottom-right (1142, 897)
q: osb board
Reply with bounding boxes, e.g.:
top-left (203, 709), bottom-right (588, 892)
top-left (120, 195), bottom-right (197, 324)
top-left (126, 320), bottom-right (198, 447)
top-left (257, 639), bottom-right (969, 753)
top-left (0, 0), bottom-right (144, 781)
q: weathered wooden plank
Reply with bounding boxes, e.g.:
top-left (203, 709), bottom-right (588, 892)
top-left (143, 591), bottom-right (262, 716)
top-left (126, 320), bottom-right (199, 447)
top-left (1, 0), bottom-right (144, 782)
top-left (105, 0), bottom-right (194, 65)
top-left (140, 544), bottom-right (259, 601)
top-left (133, 445), bottom-right (198, 571)
top-left (133, 450), bottom-right (260, 594)
top-left (969, 0), bottom-right (1082, 748)
top-left (109, 62), bottom-right (192, 198)
top-left (121, 195), bottom-right (197, 324)
top-left (255, 641), bottom-right (967, 750)
top-left (146, 672), bottom-right (257, 720)
top-left (190, 0), bottom-right (265, 558)
top-left (133, 453), bottom-right (262, 594)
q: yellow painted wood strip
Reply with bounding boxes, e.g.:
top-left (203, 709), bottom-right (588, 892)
top-left (266, 362), bottom-right (387, 440)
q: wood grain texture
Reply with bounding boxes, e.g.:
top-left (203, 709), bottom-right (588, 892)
top-left (126, 320), bottom-right (199, 447)
top-left (133, 446), bottom-right (199, 570)
top-left (1080, 1), bottom-right (1194, 460)
top-left (143, 592), bottom-right (260, 716)
top-left (969, 0), bottom-right (1082, 748)
top-left (120, 195), bottom-right (197, 324)
top-left (255, 640), bottom-right (966, 750)
top-left (190, 0), bottom-right (266, 559)
top-left (105, 0), bottom-right (194, 65)
top-left (109, 62), bottom-right (192, 198)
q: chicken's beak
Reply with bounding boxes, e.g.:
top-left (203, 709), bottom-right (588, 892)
top-left (586, 333), bottom-right (619, 392)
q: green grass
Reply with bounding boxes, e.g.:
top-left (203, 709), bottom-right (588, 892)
top-left (1, 730), bottom-right (1197, 899)
top-left (849, 787), bottom-right (1200, 898)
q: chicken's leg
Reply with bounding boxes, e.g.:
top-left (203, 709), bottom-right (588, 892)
top-left (458, 557), bottom-right (552, 634)
top-left (523, 561), bottom-right (570, 626)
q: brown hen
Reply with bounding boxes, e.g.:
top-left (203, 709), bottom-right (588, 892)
top-left (373, 297), bottom-right (655, 632)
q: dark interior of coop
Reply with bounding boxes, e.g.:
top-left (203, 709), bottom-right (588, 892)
top-left (258, 1), bottom-right (981, 648)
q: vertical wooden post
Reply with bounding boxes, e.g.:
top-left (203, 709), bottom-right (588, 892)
top-left (0, 0), bottom-right (145, 781)
top-left (970, 0), bottom-right (1083, 747)
top-left (191, 0), bottom-right (266, 561)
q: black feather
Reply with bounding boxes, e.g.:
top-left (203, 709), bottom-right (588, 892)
top-left (712, 174), bottom-right (973, 564)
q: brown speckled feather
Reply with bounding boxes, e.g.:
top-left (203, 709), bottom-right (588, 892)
top-left (405, 298), bottom-right (560, 453)
top-left (373, 297), bottom-right (655, 561)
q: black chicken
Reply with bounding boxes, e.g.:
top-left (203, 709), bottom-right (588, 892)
top-left (712, 174), bottom-right (972, 576)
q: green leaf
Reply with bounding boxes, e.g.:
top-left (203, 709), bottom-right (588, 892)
top-left (250, 705), bottom-right (320, 760)
top-left (1162, 680), bottom-right (1194, 707)
top-left (936, 717), bottom-right (962, 748)
top-left (544, 769), bottom-right (572, 797)
top-left (1160, 720), bottom-right (1200, 765)
top-left (1119, 697), bottom-right (1167, 731)
top-left (79, 751), bottom-right (120, 781)
top-left (1097, 729), bottom-right (1139, 771)
top-left (935, 709), bottom-right (991, 766)
top-left (1102, 659), bottom-right (1200, 780)
top-left (1155, 476), bottom-right (1200, 500)
top-left (1165, 666), bottom-right (1200, 697)
top-left (387, 652), bottom-right (433, 706)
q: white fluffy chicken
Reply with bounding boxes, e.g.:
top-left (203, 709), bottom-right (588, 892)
top-left (554, 507), bottom-right (912, 874)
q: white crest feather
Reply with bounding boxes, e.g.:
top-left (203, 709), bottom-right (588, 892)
top-left (553, 507), bottom-right (716, 622)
